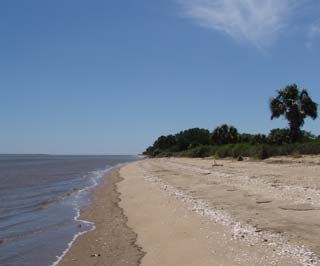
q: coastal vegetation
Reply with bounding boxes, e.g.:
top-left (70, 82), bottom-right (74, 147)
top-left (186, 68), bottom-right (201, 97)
top-left (144, 84), bottom-right (319, 159)
top-left (270, 84), bottom-right (318, 142)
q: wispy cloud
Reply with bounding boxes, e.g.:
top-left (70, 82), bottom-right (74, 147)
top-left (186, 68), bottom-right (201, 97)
top-left (179, 0), bottom-right (299, 48)
top-left (306, 22), bottom-right (320, 49)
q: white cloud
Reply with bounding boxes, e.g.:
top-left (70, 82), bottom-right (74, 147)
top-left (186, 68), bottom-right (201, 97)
top-left (306, 23), bottom-right (320, 49)
top-left (179, 0), bottom-right (299, 48)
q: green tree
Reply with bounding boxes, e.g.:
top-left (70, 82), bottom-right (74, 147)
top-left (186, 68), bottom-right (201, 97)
top-left (301, 131), bottom-right (317, 142)
top-left (268, 128), bottom-right (291, 145)
top-left (175, 128), bottom-right (210, 150)
top-left (143, 146), bottom-right (156, 157)
top-left (270, 84), bottom-right (318, 142)
top-left (153, 135), bottom-right (176, 150)
top-left (239, 133), bottom-right (255, 144)
top-left (211, 124), bottom-right (239, 145)
top-left (253, 134), bottom-right (267, 144)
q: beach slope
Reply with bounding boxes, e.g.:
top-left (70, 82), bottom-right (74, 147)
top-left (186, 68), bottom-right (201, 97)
top-left (58, 168), bottom-right (144, 266)
top-left (60, 156), bottom-right (320, 265)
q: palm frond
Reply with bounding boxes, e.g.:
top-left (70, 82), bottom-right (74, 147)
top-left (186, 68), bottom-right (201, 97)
top-left (270, 97), bottom-right (285, 119)
top-left (300, 89), bottom-right (318, 119)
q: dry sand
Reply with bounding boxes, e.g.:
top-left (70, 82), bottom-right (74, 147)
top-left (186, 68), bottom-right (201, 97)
top-left (60, 156), bottom-right (320, 266)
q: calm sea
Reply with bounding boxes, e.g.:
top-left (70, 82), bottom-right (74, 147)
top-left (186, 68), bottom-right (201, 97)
top-left (0, 154), bottom-right (139, 266)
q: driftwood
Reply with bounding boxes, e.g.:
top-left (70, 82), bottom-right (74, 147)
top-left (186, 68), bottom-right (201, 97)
top-left (212, 160), bottom-right (223, 167)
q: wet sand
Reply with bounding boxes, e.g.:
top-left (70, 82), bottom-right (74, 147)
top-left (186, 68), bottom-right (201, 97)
top-left (58, 168), bottom-right (144, 266)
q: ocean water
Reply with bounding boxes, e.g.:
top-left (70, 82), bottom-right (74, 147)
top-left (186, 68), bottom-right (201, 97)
top-left (0, 154), bottom-right (139, 266)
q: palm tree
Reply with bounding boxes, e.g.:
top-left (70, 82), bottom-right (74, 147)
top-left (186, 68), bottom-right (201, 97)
top-left (270, 84), bottom-right (318, 142)
top-left (211, 124), bottom-right (239, 145)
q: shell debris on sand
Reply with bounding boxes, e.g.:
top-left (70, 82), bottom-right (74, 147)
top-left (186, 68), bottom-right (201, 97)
top-left (138, 164), bottom-right (319, 266)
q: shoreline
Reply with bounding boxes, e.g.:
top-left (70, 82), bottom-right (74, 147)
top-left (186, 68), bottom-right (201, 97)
top-left (59, 157), bottom-right (320, 266)
top-left (52, 211), bottom-right (95, 266)
top-left (58, 167), bottom-right (144, 266)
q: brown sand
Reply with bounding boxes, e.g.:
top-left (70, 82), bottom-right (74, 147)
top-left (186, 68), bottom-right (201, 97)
top-left (58, 168), bottom-right (144, 266)
top-left (141, 157), bottom-right (320, 256)
top-left (118, 161), bottom-right (298, 266)
top-left (60, 156), bottom-right (320, 266)
top-left (120, 157), bottom-right (320, 265)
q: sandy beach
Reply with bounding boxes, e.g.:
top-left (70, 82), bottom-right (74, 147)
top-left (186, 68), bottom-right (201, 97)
top-left (59, 156), bottom-right (320, 266)
top-left (58, 168), bottom-right (144, 266)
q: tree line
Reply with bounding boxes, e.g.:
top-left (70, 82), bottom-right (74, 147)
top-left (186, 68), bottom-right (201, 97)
top-left (143, 84), bottom-right (319, 159)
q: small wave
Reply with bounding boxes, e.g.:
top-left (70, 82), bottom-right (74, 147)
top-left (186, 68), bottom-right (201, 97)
top-left (50, 164), bottom-right (124, 266)
top-left (0, 219), bottom-right (34, 233)
top-left (0, 219), bottom-right (72, 245)
top-left (51, 207), bottom-right (95, 266)
top-left (0, 208), bottom-right (38, 222)
top-left (33, 188), bottom-right (84, 211)
top-left (0, 155), bottom-right (137, 266)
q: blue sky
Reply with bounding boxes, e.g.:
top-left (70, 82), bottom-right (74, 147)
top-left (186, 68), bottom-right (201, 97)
top-left (0, 0), bottom-right (320, 155)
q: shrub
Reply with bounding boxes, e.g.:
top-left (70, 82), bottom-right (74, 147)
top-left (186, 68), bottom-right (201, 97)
top-left (295, 141), bottom-right (320, 154)
top-left (179, 145), bottom-right (213, 158)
